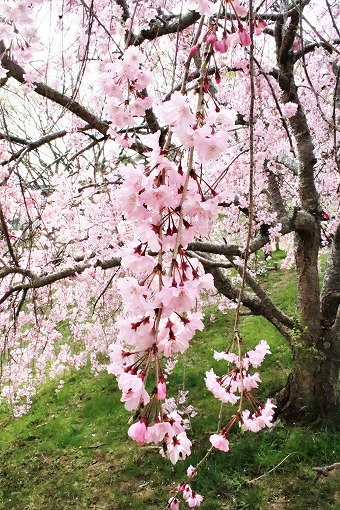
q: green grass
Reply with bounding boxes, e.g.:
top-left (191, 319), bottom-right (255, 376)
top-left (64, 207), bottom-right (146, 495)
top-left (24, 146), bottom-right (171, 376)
top-left (1, 254), bottom-right (339, 510)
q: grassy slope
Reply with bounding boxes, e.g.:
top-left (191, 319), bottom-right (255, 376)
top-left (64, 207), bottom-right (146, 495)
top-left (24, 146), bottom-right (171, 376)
top-left (1, 254), bottom-right (340, 510)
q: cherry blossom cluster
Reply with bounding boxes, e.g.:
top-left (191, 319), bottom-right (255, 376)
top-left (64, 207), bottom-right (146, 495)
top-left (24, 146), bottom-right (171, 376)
top-left (167, 465), bottom-right (203, 509)
top-left (108, 127), bottom-right (222, 464)
top-left (189, 0), bottom-right (266, 57)
top-left (169, 485), bottom-right (203, 509)
top-left (206, 339), bottom-right (275, 452)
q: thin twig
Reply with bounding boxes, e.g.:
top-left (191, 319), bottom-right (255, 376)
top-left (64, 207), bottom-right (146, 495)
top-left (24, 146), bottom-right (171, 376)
top-left (248, 453), bottom-right (295, 483)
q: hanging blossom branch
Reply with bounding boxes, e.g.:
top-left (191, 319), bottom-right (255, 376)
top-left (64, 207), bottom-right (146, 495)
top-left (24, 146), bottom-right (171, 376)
top-left (165, 1), bottom-right (277, 506)
top-left (83, 1), bottom-right (278, 508)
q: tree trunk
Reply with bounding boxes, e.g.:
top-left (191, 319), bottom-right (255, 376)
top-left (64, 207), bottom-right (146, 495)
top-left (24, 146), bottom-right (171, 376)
top-left (277, 330), bottom-right (340, 426)
top-left (271, 8), bottom-right (340, 425)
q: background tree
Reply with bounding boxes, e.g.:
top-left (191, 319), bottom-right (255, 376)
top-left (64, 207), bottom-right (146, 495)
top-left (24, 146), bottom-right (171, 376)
top-left (0, 0), bottom-right (338, 429)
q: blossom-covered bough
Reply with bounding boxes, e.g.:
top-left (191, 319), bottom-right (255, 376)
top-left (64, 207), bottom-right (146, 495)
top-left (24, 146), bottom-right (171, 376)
top-left (0, 0), bottom-right (339, 506)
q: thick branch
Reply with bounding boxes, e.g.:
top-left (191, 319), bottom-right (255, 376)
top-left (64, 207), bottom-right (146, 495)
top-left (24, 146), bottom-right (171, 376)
top-left (229, 258), bottom-right (294, 330)
top-left (187, 242), bottom-right (241, 257)
top-left (0, 132), bottom-right (28, 145)
top-left (187, 209), bottom-right (314, 260)
top-left (130, 11), bottom-right (201, 46)
top-left (115, 0), bottom-right (130, 22)
top-left (0, 41), bottom-right (110, 136)
top-left (0, 257), bottom-right (121, 305)
top-left (313, 463), bottom-right (340, 480)
top-left (203, 266), bottom-right (293, 339)
top-left (278, 8), bottom-right (300, 64)
top-left (1, 130), bottom-right (68, 167)
top-left (293, 38), bottom-right (340, 62)
top-left (265, 167), bottom-right (288, 217)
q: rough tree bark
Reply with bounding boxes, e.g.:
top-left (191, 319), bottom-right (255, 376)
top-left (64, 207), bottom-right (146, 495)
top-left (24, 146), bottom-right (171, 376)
top-left (271, 6), bottom-right (340, 424)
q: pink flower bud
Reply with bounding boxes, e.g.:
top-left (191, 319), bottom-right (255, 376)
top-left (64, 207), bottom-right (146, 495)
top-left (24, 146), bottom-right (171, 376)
top-left (255, 17), bottom-right (267, 35)
top-left (203, 77), bottom-right (209, 93)
top-left (207, 33), bottom-right (217, 44)
top-left (214, 37), bottom-right (228, 53)
top-left (239, 26), bottom-right (251, 46)
top-left (189, 44), bottom-right (200, 57)
top-left (128, 417), bottom-right (147, 445)
top-left (157, 377), bottom-right (167, 400)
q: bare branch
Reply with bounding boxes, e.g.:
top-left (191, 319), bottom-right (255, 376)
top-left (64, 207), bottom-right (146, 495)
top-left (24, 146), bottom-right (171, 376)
top-left (0, 256), bottom-right (121, 306)
top-left (293, 38), bottom-right (340, 62)
top-left (0, 132), bottom-right (28, 145)
top-left (0, 130), bottom-right (68, 167)
top-left (0, 40), bottom-right (110, 136)
top-left (201, 265), bottom-right (293, 339)
top-left (130, 11), bottom-right (201, 46)
top-left (0, 201), bottom-right (19, 266)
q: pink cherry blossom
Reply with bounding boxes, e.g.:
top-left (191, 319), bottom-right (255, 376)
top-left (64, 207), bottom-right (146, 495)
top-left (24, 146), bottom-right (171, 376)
top-left (246, 340), bottom-right (271, 368)
top-left (166, 431), bottom-right (192, 464)
top-left (241, 400), bottom-right (276, 432)
top-left (186, 491), bottom-right (204, 508)
top-left (182, 484), bottom-right (192, 501)
top-left (187, 0), bottom-right (219, 15)
top-left (145, 421), bottom-right (172, 444)
top-left (118, 372), bottom-right (150, 411)
top-left (187, 465), bottom-right (197, 478)
top-left (168, 497), bottom-right (180, 510)
top-left (205, 369), bottom-right (240, 404)
top-left (209, 432), bottom-right (230, 452)
top-left (283, 102), bottom-right (299, 118)
top-left (128, 417), bottom-right (147, 445)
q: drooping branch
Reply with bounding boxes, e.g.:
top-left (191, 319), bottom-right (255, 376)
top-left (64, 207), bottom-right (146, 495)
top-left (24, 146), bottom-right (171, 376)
top-left (228, 257), bottom-right (294, 330)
